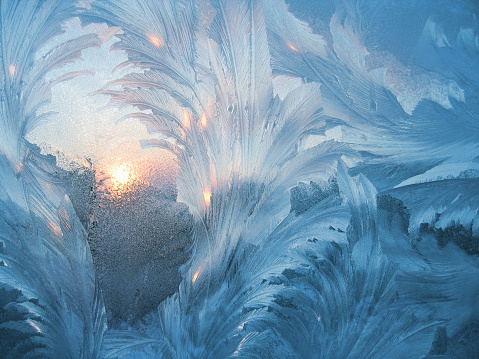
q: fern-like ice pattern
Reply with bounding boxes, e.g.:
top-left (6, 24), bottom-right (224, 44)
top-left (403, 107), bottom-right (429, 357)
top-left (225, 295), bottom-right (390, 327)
top-left (1, 0), bottom-right (478, 358)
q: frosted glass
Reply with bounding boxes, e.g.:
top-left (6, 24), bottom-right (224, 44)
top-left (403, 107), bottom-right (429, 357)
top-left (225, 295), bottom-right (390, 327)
top-left (1, 0), bottom-right (478, 357)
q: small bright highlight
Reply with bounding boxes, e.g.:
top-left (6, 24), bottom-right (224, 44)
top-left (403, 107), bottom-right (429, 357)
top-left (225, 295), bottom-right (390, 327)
top-left (47, 221), bottom-right (62, 237)
top-left (203, 189), bottom-right (211, 206)
top-left (192, 270), bottom-right (200, 283)
top-left (183, 110), bottom-right (191, 129)
top-left (109, 163), bottom-right (137, 191)
top-left (287, 42), bottom-right (299, 52)
top-left (9, 65), bottom-right (16, 77)
top-left (28, 321), bottom-right (42, 333)
top-left (15, 162), bottom-right (24, 174)
top-left (200, 113), bottom-right (207, 128)
top-left (148, 34), bottom-right (164, 48)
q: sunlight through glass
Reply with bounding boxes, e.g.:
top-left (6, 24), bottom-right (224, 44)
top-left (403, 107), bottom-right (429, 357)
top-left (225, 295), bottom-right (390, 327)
top-left (108, 163), bottom-right (138, 192)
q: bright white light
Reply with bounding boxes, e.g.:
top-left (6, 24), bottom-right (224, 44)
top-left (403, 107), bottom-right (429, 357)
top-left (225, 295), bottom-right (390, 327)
top-left (109, 163), bottom-right (136, 190)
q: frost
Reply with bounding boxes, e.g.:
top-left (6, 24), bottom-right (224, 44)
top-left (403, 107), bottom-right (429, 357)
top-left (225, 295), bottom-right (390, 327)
top-left (2, 0), bottom-right (479, 358)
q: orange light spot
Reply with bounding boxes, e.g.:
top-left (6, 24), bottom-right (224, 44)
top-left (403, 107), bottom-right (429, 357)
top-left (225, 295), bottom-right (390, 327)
top-left (58, 208), bottom-right (68, 219)
top-left (203, 189), bottom-right (211, 206)
top-left (148, 34), bottom-right (164, 48)
top-left (28, 321), bottom-right (41, 333)
top-left (183, 110), bottom-right (191, 129)
top-left (47, 221), bottom-right (62, 237)
top-left (287, 43), bottom-right (299, 52)
top-left (9, 65), bottom-right (16, 77)
top-left (59, 208), bottom-right (72, 231)
top-left (192, 270), bottom-right (200, 283)
top-left (200, 113), bottom-right (207, 128)
top-left (15, 162), bottom-right (24, 173)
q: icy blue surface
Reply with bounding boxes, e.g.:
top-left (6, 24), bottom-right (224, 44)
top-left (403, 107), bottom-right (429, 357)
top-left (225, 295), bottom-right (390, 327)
top-left (1, 0), bottom-right (478, 358)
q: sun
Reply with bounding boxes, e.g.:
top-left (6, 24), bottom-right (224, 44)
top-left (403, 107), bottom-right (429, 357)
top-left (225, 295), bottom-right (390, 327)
top-left (109, 163), bottom-right (136, 190)
top-left (96, 158), bottom-right (153, 195)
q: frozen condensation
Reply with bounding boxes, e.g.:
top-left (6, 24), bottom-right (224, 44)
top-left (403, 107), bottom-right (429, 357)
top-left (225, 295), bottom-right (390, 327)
top-left (1, 0), bottom-right (478, 358)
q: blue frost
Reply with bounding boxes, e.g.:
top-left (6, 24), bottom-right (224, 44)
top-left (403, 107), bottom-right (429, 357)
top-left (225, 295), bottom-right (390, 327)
top-left (2, 0), bottom-right (478, 358)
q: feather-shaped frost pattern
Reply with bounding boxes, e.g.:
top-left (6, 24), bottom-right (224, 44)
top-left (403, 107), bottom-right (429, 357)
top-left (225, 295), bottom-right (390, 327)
top-left (1, 0), bottom-right (106, 357)
top-left (1, 0), bottom-right (476, 357)
top-left (0, 184), bottom-right (106, 357)
top-left (81, 0), bottom-right (479, 357)
top-left (102, 329), bottom-right (163, 358)
top-left (263, 0), bottom-right (479, 189)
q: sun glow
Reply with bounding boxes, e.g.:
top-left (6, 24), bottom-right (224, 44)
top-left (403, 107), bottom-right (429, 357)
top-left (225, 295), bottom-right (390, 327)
top-left (109, 163), bottom-right (137, 191)
top-left (95, 155), bottom-right (172, 196)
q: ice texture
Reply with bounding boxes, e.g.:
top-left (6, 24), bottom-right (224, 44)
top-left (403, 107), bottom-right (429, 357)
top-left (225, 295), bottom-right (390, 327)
top-left (0, 1), bottom-right (106, 357)
top-left (1, 0), bottom-right (479, 358)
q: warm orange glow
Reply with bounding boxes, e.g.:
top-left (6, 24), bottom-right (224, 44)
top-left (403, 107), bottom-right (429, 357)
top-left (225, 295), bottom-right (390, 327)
top-left (203, 189), bottom-right (211, 206)
top-left (183, 110), bottom-right (191, 129)
top-left (148, 34), bottom-right (164, 48)
top-left (96, 156), bottom-right (162, 195)
top-left (192, 270), bottom-right (200, 283)
top-left (200, 113), bottom-right (207, 128)
top-left (58, 208), bottom-right (72, 231)
top-left (287, 42), bottom-right (299, 52)
top-left (28, 321), bottom-right (42, 333)
top-left (15, 162), bottom-right (24, 173)
top-left (47, 221), bottom-right (62, 237)
top-left (109, 163), bottom-right (136, 190)
top-left (9, 65), bottom-right (16, 77)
